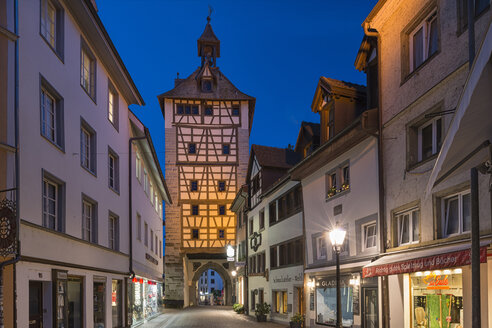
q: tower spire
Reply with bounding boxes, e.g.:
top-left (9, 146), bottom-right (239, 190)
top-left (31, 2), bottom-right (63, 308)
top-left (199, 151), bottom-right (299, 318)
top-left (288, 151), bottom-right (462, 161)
top-left (198, 7), bottom-right (220, 67)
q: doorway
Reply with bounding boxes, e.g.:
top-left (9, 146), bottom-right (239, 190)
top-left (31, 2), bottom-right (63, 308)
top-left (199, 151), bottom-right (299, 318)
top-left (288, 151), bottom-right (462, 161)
top-left (68, 277), bottom-right (83, 328)
top-left (29, 281), bottom-right (43, 328)
top-left (362, 287), bottom-right (378, 328)
top-left (295, 287), bottom-right (304, 316)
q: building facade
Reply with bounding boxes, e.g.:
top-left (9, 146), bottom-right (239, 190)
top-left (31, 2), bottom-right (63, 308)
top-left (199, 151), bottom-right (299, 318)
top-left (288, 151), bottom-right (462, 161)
top-left (358, 1), bottom-right (492, 327)
top-left (159, 17), bottom-right (255, 307)
top-left (290, 78), bottom-right (380, 328)
top-left (197, 269), bottom-right (224, 304)
top-left (230, 185), bottom-right (248, 308)
top-left (245, 145), bottom-right (304, 324)
top-left (0, 0), bottom-right (171, 327)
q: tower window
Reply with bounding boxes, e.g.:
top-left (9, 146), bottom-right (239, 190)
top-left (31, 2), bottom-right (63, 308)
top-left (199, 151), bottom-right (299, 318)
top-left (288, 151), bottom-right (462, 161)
top-left (192, 205), bottom-right (199, 215)
top-left (219, 205), bottom-right (226, 215)
top-left (205, 106), bottom-right (213, 116)
top-left (177, 104), bottom-right (184, 115)
top-left (188, 143), bottom-right (196, 154)
top-left (202, 80), bottom-right (212, 92)
top-left (218, 181), bottom-right (226, 192)
top-left (192, 229), bottom-right (199, 239)
top-left (232, 106), bottom-right (240, 116)
top-left (191, 105), bottom-right (199, 115)
top-left (184, 105), bottom-right (191, 115)
top-left (222, 144), bottom-right (230, 155)
top-left (190, 180), bottom-right (198, 192)
top-left (219, 229), bottom-right (225, 239)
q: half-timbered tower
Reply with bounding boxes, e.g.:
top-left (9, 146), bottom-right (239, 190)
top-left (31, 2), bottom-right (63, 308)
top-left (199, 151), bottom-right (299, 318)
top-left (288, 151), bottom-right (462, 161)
top-left (158, 17), bottom-right (255, 307)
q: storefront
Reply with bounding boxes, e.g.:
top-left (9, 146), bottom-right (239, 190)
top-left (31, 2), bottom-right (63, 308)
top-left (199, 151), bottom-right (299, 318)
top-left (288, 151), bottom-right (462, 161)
top-left (311, 272), bottom-right (378, 327)
top-left (131, 276), bottom-right (163, 325)
top-left (362, 243), bottom-right (489, 328)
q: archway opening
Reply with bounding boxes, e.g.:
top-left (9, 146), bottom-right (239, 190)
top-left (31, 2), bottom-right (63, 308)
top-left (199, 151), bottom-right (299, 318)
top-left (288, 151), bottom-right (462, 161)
top-left (190, 262), bottom-right (232, 306)
top-left (197, 269), bottom-right (224, 305)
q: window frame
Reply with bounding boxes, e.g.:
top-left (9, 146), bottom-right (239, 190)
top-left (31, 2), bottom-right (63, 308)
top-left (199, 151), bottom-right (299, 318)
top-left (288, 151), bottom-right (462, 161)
top-left (361, 221), bottom-right (377, 252)
top-left (326, 161), bottom-right (350, 200)
top-left (188, 143), bottom-right (197, 154)
top-left (80, 119), bottom-right (97, 175)
top-left (144, 221), bottom-right (148, 246)
top-left (42, 170), bottom-right (65, 232)
top-left (40, 76), bottom-right (64, 150)
top-left (136, 213), bottom-right (142, 241)
top-left (394, 207), bottom-right (420, 247)
top-left (222, 144), bottom-right (230, 155)
top-left (417, 117), bottom-right (442, 162)
top-left (108, 212), bottom-right (119, 251)
top-left (316, 235), bottom-right (327, 260)
top-left (80, 39), bottom-right (96, 102)
top-left (107, 80), bottom-right (119, 131)
top-left (81, 195), bottom-right (97, 243)
top-left (441, 190), bottom-right (471, 238)
top-left (457, 0), bottom-right (490, 34)
top-left (39, 0), bottom-right (64, 59)
top-left (218, 181), bottom-right (226, 192)
top-left (108, 147), bottom-right (120, 193)
top-left (190, 180), bottom-right (198, 192)
top-left (409, 10), bottom-right (439, 72)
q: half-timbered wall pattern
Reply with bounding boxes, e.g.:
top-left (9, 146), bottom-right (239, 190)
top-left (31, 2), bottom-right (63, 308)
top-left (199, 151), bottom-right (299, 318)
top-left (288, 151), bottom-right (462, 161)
top-left (250, 157), bottom-right (262, 208)
top-left (172, 100), bottom-right (242, 126)
top-left (181, 203), bottom-right (236, 248)
top-left (178, 166), bottom-right (237, 202)
top-left (176, 126), bottom-right (238, 163)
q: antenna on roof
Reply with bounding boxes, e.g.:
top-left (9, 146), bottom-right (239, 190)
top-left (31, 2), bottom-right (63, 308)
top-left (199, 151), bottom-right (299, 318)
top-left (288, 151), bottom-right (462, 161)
top-left (207, 5), bottom-right (213, 23)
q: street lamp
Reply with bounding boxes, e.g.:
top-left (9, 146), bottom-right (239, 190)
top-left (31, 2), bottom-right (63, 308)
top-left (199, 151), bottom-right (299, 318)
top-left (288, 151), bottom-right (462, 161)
top-left (329, 226), bottom-right (346, 328)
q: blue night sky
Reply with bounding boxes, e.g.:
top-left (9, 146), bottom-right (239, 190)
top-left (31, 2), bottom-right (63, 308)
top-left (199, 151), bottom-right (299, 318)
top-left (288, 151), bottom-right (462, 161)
top-left (97, 0), bottom-right (378, 165)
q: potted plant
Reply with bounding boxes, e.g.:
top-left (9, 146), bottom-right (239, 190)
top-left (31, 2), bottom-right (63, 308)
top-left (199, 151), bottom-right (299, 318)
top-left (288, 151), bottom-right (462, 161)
top-left (233, 303), bottom-right (245, 314)
top-left (255, 302), bottom-right (271, 322)
top-left (327, 186), bottom-right (337, 198)
top-left (290, 313), bottom-right (305, 328)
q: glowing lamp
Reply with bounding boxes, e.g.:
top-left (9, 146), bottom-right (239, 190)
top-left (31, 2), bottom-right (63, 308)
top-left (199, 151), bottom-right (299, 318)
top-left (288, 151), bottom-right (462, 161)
top-left (329, 227), bottom-right (346, 249)
top-left (231, 270), bottom-right (237, 277)
top-left (226, 245), bottom-right (235, 258)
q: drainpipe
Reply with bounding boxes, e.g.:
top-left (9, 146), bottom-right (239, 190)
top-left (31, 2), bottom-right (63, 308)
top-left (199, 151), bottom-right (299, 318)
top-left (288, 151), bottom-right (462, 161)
top-left (0, 1), bottom-right (21, 327)
top-left (244, 204), bottom-right (249, 315)
top-left (363, 20), bottom-right (390, 328)
top-left (468, 0), bottom-right (475, 68)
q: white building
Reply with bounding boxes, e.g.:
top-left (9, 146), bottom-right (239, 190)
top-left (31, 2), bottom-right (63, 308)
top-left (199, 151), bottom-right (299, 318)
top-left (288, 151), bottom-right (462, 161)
top-left (5, 0), bottom-right (170, 327)
top-left (246, 145), bottom-right (304, 324)
top-left (197, 269), bottom-right (224, 304)
top-left (290, 77), bottom-right (380, 328)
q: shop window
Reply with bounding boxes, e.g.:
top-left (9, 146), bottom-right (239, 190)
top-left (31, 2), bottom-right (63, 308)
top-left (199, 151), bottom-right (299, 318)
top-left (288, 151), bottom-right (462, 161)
top-left (316, 276), bottom-right (354, 326)
top-left (411, 270), bottom-right (463, 327)
top-left (362, 221), bottom-right (377, 251)
top-left (442, 190), bottom-right (471, 238)
top-left (273, 291), bottom-right (288, 314)
top-left (393, 207), bottom-right (419, 247)
top-left (93, 281), bottom-right (106, 327)
top-left (409, 10), bottom-right (438, 72)
top-left (111, 280), bottom-right (123, 327)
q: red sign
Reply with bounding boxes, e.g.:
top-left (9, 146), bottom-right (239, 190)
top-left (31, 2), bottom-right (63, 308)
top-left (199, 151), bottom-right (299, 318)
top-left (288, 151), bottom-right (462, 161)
top-left (423, 273), bottom-right (449, 289)
top-left (363, 246), bottom-right (487, 278)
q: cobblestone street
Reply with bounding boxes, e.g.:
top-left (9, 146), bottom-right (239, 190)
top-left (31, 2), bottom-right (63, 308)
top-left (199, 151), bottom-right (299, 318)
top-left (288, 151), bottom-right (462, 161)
top-left (139, 307), bottom-right (288, 328)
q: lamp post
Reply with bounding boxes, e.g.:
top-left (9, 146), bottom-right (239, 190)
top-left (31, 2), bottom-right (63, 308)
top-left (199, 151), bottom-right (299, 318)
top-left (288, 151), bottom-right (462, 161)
top-left (329, 226), bottom-right (346, 328)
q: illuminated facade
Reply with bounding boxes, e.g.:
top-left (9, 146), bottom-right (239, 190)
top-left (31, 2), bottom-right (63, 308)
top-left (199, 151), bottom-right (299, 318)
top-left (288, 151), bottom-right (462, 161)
top-left (159, 17), bottom-right (254, 307)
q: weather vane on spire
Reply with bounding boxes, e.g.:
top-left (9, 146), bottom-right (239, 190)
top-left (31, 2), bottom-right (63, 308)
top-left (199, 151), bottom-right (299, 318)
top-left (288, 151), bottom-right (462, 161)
top-left (207, 5), bottom-right (213, 23)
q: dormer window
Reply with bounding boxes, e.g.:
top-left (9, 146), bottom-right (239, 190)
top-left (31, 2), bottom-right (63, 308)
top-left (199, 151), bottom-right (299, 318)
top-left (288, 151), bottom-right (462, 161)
top-left (202, 79), bottom-right (212, 93)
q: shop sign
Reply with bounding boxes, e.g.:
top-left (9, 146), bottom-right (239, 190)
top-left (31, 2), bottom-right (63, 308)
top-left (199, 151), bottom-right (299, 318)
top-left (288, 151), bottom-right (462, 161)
top-left (272, 272), bottom-right (303, 284)
top-left (317, 276), bottom-right (351, 288)
top-left (250, 232), bottom-right (262, 252)
top-left (423, 272), bottom-right (449, 290)
top-left (235, 261), bottom-right (246, 267)
top-left (362, 246), bottom-right (487, 278)
top-left (146, 253), bottom-right (159, 265)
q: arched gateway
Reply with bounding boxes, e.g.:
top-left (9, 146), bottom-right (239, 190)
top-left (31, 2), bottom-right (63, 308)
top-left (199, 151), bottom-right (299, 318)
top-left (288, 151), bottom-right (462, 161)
top-left (189, 261), bottom-right (233, 306)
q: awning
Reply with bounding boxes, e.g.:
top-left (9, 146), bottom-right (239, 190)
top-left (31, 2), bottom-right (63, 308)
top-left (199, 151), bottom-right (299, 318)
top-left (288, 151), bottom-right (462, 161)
top-left (426, 22), bottom-right (492, 195)
top-left (362, 241), bottom-right (489, 278)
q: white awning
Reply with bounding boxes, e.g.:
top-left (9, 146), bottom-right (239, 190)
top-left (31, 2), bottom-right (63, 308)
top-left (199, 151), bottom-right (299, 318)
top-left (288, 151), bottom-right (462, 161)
top-left (362, 240), bottom-right (490, 278)
top-left (426, 22), bottom-right (492, 195)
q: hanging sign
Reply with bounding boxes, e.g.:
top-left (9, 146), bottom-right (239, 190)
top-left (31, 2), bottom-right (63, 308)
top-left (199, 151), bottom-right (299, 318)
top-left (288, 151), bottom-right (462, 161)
top-left (0, 199), bottom-right (16, 257)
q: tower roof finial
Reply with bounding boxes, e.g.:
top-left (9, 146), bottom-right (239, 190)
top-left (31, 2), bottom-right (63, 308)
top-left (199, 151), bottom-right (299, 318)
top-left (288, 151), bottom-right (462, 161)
top-left (207, 5), bottom-right (213, 23)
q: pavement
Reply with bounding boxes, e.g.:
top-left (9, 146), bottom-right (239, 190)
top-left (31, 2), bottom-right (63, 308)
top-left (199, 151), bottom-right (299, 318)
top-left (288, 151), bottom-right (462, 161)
top-left (137, 306), bottom-right (289, 328)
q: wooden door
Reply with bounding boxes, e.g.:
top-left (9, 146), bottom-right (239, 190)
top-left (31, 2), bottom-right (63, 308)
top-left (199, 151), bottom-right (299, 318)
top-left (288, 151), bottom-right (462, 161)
top-left (29, 281), bottom-right (43, 328)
